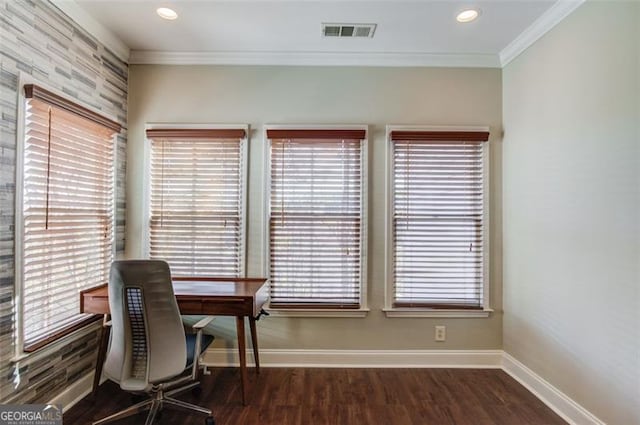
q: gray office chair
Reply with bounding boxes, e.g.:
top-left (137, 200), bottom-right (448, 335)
top-left (94, 260), bottom-right (215, 425)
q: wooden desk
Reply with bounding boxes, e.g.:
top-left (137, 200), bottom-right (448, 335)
top-left (80, 277), bottom-right (269, 405)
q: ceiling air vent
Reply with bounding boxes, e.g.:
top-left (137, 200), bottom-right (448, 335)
top-left (322, 23), bottom-right (377, 38)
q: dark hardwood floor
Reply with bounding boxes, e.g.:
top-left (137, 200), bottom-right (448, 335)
top-left (64, 368), bottom-right (566, 425)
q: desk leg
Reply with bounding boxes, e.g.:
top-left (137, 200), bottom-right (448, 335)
top-left (92, 314), bottom-right (110, 397)
top-left (249, 316), bottom-right (260, 375)
top-left (236, 316), bottom-right (248, 405)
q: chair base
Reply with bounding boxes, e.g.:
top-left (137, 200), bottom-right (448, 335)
top-left (93, 382), bottom-right (213, 425)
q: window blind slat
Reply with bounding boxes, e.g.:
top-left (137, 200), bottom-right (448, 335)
top-left (21, 97), bottom-right (116, 349)
top-left (269, 135), bottom-right (364, 308)
top-left (26, 137), bottom-right (113, 160)
top-left (392, 138), bottom-right (485, 309)
top-left (25, 270), bottom-right (108, 300)
top-left (148, 136), bottom-right (245, 277)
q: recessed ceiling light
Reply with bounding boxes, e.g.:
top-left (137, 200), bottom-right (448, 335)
top-left (456, 9), bottom-right (479, 23)
top-left (157, 7), bottom-right (178, 20)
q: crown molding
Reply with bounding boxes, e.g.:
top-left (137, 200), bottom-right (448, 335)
top-left (129, 50), bottom-right (501, 68)
top-left (50, 0), bottom-right (584, 69)
top-left (499, 0), bottom-right (585, 67)
top-left (50, 0), bottom-right (130, 63)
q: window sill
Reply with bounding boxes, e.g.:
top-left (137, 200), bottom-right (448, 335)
top-left (383, 308), bottom-right (493, 318)
top-left (11, 318), bottom-right (102, 364)
top-left (266, 308), bottom-right (370, 318)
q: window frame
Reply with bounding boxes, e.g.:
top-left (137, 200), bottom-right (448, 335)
top-left (14, 75), bottom-right (118, 356)
top-left (263, 124), bottom-right (369, 318)
top-left (142, 123), bottom-right (250, 277)
top-left (383, 125), bottom-right (492, 318)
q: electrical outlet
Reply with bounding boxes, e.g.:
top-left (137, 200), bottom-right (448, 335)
top-left (435, 325), bottom-right (446, 342)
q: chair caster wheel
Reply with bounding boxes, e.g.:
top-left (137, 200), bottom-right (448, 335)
top-left (205, 416), bottom-right (215, 425)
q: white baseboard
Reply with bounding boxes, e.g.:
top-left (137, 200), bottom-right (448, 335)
top-left (200, 348), bottom-right (503, 368)
top-left (502, 353), bottom-right (605, 425)
top-left (50, 372), bottom-right (95, 413)
top-left (50, 349), bottom-right (605, 425)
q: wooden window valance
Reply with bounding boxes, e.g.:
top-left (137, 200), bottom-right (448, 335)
top-left (24, 84), bottom-right (121, 133)
top-left (266, 129), bottom-right (366, 140)
top-left (146, 128), bottom-right (246, 139)
top-left (389, 130), bottom-right (489, 142)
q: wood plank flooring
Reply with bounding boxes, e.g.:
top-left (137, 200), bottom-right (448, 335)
top-left (64, 368), bottom-right (567, 425)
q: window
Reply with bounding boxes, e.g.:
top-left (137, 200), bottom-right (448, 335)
top-left (146, 128), bottom-right (248, 277)
top-left (267, 128), bottom-right (367, 310)
top-left (18, 84), bottom-right (120, 351)
top-left (388, 128), bottom-right (489, 311)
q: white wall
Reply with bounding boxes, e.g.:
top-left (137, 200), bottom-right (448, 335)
top-left (127, 65), bottom-right (503, 350)
top-left (502, 2), bottom-right (640, 424)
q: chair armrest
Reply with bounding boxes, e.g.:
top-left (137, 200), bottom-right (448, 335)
top-left (192, 316), bottom-right (215, 330)
top-left (188, 316), bottom-right (214, 380)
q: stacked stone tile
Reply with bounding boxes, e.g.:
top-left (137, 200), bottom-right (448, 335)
top-left (0, 0), bottom-right (128, 403)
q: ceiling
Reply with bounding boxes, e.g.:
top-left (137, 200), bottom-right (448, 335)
top-left (56, 0), bottom-right (572, 67)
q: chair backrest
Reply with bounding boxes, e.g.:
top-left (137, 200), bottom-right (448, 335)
top-left (103, 260), bottom-right (187, 389)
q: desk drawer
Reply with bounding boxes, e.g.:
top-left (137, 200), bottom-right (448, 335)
top-left (201, 298), bottom-right (251, 316)
top-left (178, 300), bottom-right (204, 314)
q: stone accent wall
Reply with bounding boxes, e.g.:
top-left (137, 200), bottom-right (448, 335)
top-left (0, 0), bottom-right (127, 403)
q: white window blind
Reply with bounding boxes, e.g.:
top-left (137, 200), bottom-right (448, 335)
top-left (390, 130), bottom-right (489, 309)
top-left (21, 84), bottom-right (120, 351)
top-left (267, 129), bottom-right (365, 309)
top-left (146, 129), bottom-right (246, 277)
